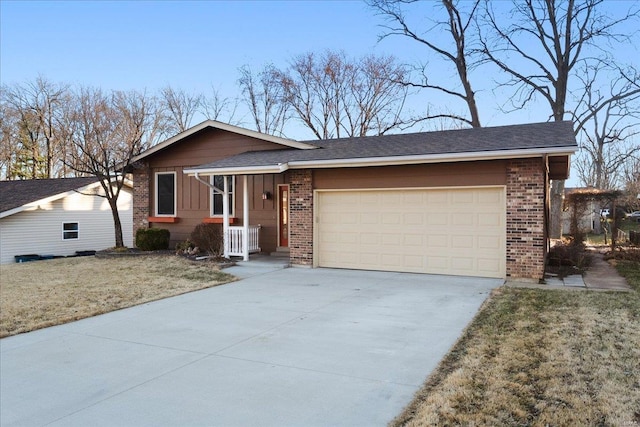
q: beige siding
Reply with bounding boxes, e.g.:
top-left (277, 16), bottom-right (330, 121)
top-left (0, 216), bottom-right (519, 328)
top-left (0, 189), bottom-right (133, 264)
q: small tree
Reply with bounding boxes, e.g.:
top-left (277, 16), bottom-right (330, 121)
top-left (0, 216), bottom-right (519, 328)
top-left (67, 87), bottom-right (162, 248)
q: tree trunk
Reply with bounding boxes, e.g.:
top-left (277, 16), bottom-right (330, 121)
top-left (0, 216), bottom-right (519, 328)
top-left (549, 180), bottom-right (565, 239)
top-left (109, 198), bottom-right (124, 248)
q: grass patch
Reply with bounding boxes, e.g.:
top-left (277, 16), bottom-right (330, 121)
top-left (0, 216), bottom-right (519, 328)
top-left (0, 256), bottom-right (235, 338)
top-left (393, 263), bottom-right (640, 426)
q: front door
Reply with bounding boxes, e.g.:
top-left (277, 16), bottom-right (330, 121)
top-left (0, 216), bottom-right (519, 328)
top-left (278, 185), bottom-right (289, 247)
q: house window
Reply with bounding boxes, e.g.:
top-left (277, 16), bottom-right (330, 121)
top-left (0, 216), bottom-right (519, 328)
top-left (211, 175), bottom-right (234, 216)
top-left (63, 222), bottom-right (79, 240)
top-left (156, 172), bottom-right (176, 216)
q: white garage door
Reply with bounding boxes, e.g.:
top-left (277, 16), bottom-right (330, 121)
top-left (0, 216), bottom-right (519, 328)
top-left (315, 187), bottom-right (506, 278)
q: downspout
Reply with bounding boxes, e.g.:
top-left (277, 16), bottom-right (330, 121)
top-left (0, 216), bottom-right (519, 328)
top-left (543, 155), bottom-right (551, 275)
top-left (194, 172), bottom-right (229, 257)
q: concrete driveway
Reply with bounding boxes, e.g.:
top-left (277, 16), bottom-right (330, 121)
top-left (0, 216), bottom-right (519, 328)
top-left (1, 265), bottom-right (500, 427)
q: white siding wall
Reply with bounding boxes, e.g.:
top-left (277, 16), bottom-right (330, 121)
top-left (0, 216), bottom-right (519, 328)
top-left (0, 189), bottom-right (133, 264)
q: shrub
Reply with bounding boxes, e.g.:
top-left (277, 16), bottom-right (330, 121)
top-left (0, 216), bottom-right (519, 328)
top-left (136, 228), bottom-right (170, 251)
top-left (546, 238), bottom-right (592, 278)
top-left (190, 223), bottom-right (223, 256)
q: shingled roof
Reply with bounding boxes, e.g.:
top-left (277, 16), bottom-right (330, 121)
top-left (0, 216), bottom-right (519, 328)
top-left (185, 121), bottom-right (577, 175)
top-left (0, 177), bottom-right (99, 216)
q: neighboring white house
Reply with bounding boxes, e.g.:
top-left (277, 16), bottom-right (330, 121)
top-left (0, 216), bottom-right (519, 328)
top-left (0, 178), bottom-right (133, 264)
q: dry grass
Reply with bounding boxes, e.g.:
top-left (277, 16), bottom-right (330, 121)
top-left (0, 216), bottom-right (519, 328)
top-left (393, 265), bottom-right (640, 426)
top-left (0, 256), bottom-right (235, 338)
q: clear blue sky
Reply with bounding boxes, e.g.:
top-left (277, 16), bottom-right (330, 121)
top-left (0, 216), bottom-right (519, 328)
top-left (2, 0), bottom-right (638, 185)
top-left (0, 0), bottom-right (554, 122)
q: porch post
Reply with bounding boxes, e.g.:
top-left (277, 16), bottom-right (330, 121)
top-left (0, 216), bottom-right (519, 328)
top-left (223, 175), bottom-right (230, 258)
top-left (242, 175), bottom-right (249, 261)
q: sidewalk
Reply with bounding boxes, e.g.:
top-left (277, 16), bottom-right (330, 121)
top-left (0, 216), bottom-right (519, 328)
top-left (582, 249), bottom-right (631, 290)
top-left (510, 247), bottom-right (631, 291)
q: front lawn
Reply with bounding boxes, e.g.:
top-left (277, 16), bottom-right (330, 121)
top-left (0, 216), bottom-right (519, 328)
top-left (0, 256), bottom-right (235, 338)
top-left (393, 261), bottom-right (640, 426)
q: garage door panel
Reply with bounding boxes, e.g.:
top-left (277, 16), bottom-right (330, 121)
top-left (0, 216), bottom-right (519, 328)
top-left (403, 213), bottom-right (424, 225)
top-left (403, 234), bottom-right (424, 246)
top-left (317, 188), bottom-right (505, 278)
top-left (427, 213), bottom-right (449, 225)
top-left (452, 191), bottom-right (475, 204)
top-left (427, 234), bottom-right (448, 247)
top-left (451, 235), bottom-right (474, 249)
top-left (382, 213), bottom-right (402, 224)
top-left (360, 212), bottom-right (379, 224)
top-left (452, 213), bottom-right (474, 226)
top-left (478, 213), bottom-right (501, 226)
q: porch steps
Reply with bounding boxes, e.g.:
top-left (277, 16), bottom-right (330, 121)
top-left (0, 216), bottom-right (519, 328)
top-left (269, 247), bottom-right (290, 258)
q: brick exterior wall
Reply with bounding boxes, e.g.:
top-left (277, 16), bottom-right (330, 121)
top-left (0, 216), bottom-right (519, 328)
top-left (287, 170), bottom-right (314, 266)
top-left (132, 162), bottom-right (150, 244)
top-left (506, 158), bottom-right (547, 281)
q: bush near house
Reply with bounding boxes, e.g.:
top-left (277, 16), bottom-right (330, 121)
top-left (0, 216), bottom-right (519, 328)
top-left (190, 223), bottom-right (223, 256)
top-left (135, 228), bottom-right (170, 251)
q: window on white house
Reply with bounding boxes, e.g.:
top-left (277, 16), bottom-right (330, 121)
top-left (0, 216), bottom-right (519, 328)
top-left (211, 175), bottom-right (234, 216)
top-left (63, 222), bottom-right (79, 240)
top-left (156, 172), bottom-right (176, 216)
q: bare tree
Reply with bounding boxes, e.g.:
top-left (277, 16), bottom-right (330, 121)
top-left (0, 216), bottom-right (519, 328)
top-left (480, 0), bottom-right (639, 237)
top-left (573, 65), bottom-right (640, 189)
top-left (159, 86), bottom-right (202, 134)
top-left (621, 157), bottom-right (640, 211)
top-left (370, 0), bottom-right (482, 128)
top-left (67, 87), bottom-right (162, 247)
top-left (1, 77), bottom-right (71, 179)
top-left (0, 100), bottom-right (16, 179)
top-left (574, 64), bottom-right (640, 188)
top-left (277, 50), bottom-right (409, 139)
top-left (238, 65), bottom-right (290, 136)
top-left (201, 85), bottom-right (239, 124)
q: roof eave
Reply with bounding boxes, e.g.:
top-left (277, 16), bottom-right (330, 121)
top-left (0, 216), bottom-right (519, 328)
top-left (0, 178), bottom-right (133, 219)
top-left (182, 146), bottom-right (577, 176)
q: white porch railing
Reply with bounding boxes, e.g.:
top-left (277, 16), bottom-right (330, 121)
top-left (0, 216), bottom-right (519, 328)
top-left (227, 225), bottom-right (261, 257)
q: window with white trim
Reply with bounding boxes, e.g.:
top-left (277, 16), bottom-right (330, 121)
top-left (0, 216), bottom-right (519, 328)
top-left (211, 175), bottom-right (234, 216)
top-left (156, 172), bottom-right (176, 216)
top-left (62, 222), bottom-right (79, 240)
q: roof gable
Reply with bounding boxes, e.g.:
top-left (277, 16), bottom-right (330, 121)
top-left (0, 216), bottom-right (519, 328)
top-left (132, 120), bottom-right (318, 163)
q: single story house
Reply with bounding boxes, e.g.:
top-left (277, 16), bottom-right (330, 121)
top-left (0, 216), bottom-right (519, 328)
top-left (131, 120), bottom-right (577, 281)
top-left (0, 178), bottom-right (133, 264)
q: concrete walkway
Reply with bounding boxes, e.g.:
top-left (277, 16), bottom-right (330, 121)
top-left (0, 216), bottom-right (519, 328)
top-left (582, 250), bottom-right (631, 290)
top-left (1, 267), bottom-right (500, 427)
top-left (512, 247), bottom-right (631, 291)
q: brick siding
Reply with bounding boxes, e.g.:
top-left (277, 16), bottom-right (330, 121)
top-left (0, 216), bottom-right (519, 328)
top-left (287, 170), bottom-right (314, 266)
top-left (506, 158), bottom-right (547, 281)
top-left (132, 163), bottom-right (150, 243)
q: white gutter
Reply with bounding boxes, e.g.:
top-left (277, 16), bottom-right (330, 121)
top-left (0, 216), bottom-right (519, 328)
top-left (183, 146), bottom-right (576, 176)
top-left (185, 163), bottom-right (290, 177)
